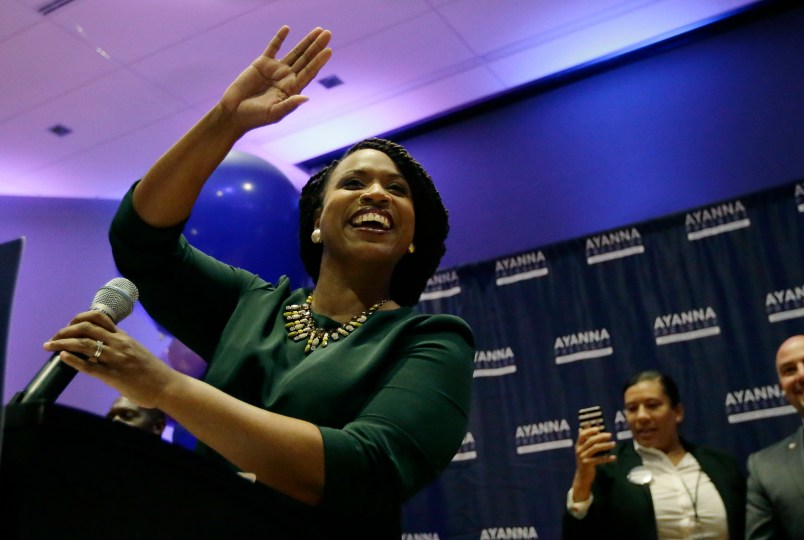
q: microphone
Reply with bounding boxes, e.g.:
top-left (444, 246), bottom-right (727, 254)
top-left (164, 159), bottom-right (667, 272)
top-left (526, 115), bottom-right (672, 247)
top-left (9, 278), bottom-right (139, 405)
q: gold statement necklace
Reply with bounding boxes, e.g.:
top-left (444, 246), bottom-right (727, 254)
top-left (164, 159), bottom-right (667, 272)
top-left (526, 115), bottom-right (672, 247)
top-left (283, 293), bottom-right (388, 354)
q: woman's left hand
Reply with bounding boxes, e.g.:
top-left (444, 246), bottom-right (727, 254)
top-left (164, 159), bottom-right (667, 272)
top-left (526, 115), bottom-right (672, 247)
top-left (43, 310), bottom-right (178, 409)
top-left (219, 26), bottom-right (333, 133)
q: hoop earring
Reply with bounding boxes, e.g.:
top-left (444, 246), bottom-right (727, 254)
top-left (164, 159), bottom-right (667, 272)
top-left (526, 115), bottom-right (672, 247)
top-left (408, 243), bottom-right (416, 254)
top-left (311, 228), bottom-right (322, 244)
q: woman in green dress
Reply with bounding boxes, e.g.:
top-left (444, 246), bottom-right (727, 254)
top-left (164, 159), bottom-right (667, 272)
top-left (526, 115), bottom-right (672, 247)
top-left (44, 26), bottom-right (474, 537)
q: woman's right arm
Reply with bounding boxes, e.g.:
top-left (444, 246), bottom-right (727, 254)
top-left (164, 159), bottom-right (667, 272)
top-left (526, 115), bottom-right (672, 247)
top-left (570, 426), bottom-right (616, 503)
top-left (562, 427), bottom-right (617, 539)
top-left (132, 26), bottom-right (332, 228)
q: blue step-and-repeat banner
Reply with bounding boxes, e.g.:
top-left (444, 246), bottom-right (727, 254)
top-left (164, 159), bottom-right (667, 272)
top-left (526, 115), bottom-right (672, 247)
top-left (401, 179), bottom-right (804, 540)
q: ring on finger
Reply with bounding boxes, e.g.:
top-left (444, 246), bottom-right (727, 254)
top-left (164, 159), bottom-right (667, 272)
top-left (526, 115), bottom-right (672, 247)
top-left (93, 340), bottom-right (104, 360)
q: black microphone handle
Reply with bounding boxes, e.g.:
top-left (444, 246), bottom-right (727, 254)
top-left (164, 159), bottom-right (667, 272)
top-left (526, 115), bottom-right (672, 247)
top-left (9, 351), bottom-right (87, 405)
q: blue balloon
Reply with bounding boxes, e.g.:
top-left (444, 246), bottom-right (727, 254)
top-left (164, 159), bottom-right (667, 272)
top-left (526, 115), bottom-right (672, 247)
top-left (185, 151), bottom-right (309, 286)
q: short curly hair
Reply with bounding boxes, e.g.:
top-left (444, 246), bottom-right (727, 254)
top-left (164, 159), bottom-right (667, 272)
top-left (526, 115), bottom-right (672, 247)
top-left (298, 138), bottom-right (449, 306)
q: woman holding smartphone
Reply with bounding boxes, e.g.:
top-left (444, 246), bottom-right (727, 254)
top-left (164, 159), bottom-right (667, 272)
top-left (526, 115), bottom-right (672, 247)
top-left (563, 371), bottom-right (745, 540)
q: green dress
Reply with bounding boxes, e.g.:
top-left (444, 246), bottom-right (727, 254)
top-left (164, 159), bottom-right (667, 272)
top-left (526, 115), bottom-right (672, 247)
top-left (109, 185), bottom-right (475, 537)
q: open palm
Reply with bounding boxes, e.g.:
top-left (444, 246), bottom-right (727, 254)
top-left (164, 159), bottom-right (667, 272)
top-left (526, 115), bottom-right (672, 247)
top-left (221, 26), bottom-right (332, 132)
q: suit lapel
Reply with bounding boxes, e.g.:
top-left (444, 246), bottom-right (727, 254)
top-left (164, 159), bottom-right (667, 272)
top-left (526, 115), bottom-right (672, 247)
top-left (620, 443), bottom-right (658, 537)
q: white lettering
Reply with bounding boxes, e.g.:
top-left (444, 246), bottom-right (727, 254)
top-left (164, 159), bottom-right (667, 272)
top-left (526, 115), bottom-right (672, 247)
top-left (516, 420), bottom-right (571, 438)
top-left (427, 271), bottom-right (459, 286)
top-left (686, 201), bottom-right (747, 225)
top-left (725, 385), bottom-right (784, 406)
top-left (766, 287), bottom-right (804, 307)
top-left (495, 251), bottom-right (545, 271)
top-left (555, 329), bottom-right (611, 349)
top-left (475, 347), bottom-right (515, 363)
top-left (480, 527), bottom-right (538, 539)
top-left (654, 307), bottom-right (717, 329)
top-left (587, 229), bottom-right (641, 250)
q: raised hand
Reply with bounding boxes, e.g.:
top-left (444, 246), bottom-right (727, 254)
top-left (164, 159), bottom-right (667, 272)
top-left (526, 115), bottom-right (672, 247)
top-left (571, 426), bottom-right (617, 501)
top-left (130, 26), bottom-right (332, 229)
top-left (220, 26), bottom-right (333, 132)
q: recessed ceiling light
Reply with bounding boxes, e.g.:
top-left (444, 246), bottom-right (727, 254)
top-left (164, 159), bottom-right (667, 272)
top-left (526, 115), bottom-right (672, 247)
top-left (49, 124), bottom-right (72, 137)
top-left (319, 75), bottom-right (343, 89)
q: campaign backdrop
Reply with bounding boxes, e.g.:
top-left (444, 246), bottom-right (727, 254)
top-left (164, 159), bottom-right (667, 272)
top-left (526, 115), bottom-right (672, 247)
top-left (401, 178), bottom-right (804, 540)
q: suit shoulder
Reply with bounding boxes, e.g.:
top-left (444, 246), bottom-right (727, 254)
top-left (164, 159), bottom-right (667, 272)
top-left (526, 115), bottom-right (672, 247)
top-left (749, 431), bottom-right (798, 463)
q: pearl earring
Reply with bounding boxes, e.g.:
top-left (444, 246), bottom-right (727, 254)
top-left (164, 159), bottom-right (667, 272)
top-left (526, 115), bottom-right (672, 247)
top-left (408, 243), bottom-right (416, 254)
top-left (311, 228), bottom-right (322, 244)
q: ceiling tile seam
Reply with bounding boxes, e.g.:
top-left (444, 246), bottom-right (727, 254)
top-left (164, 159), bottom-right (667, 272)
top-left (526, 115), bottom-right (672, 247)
top-left (482, 4), bottom-right (754, 101)
top-left (0, 13), bottom-right (127, 125)
top-left (247, 54), bottom-right (497, 146)
top-left (47, 7), bottom-right (126, 64)
top-left (13, 0), bottom-right (275, 121)
top-left (0, 61), bottom-right (165, 128)
top-left (97, 3), bottom-right (271, 67)
top-left (109, 9), bottom-right (476, 149)
top-left (115, 5), bottom-right (346, 112)
top-left (283, 8), bottom-right (485, 129)
top-left (1, 105), bottom-right (199, 188)
top-left (0, 15), bottom-right (40, 45)
top-left (475, 0), bottom-right (662, 63)
top-left (247, 1), bottom-right (770, 152)
top-left (122, 62), bottom-right (216, 111)
top-left (28, 7), bottom-right (472, 139)
top-left (321, 6), bottom-right (439, 49)
top-left (430, 5), bottom-right (508, 90)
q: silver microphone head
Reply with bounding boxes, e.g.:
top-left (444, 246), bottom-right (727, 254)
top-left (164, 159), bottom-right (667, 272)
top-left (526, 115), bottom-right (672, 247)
top-left (90, 278), bottom-right (139, 323)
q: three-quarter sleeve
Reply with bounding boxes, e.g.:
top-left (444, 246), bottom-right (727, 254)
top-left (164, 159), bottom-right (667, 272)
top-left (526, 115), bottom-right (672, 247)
top-left (318, 315), bottom-right (473, 514)
top-left (109, 182), bottom-right (258, 360)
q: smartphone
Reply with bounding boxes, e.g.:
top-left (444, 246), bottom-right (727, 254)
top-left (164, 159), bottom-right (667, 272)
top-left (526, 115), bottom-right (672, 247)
top-left (578, 405), bottom-right (611, 456)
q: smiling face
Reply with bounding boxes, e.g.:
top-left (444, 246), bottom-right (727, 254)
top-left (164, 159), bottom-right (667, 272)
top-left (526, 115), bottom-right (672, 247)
top-left (776, 335), bottom-right (804, 416)
top-left (298, 138), bottom-right (449, 306)
top-left (314, 148), bottom-right (415, 272)
top-left (624, 379), bottom-right (684, 453)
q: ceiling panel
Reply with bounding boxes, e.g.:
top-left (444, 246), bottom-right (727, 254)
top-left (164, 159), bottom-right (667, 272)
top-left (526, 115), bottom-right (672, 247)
top-left (3, 68), bottom-right (184, 156)
top-left (41, 0), bottom-right (270, 64)
top-left (299, 11), bottom-right (478, 110)
top-left (0, 22), bottom-right (117, 121)
top-left (256, 64), bottom-right (506, 166)
top-left (0, 1), bottom-right (39, 40)
top-left (8, 109), bottom-right (203, 199)
top-left (264, 0), bottom-right (434, 44)
top-left (0, 0), bottom-right (765, 199)
top-left (438, 0), bottom-right (643, 56)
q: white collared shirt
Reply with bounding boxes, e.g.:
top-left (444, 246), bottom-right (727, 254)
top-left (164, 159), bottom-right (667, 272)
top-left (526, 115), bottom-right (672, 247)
top-left (567, 442), bottom-right (729, 539)
top-left (636, 442), bottom-right (728, 539)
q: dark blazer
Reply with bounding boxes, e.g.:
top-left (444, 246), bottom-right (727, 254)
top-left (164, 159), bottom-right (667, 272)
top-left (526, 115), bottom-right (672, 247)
top-left (746, 425), bottom-right (804, 540)
top-left (562, 440), bottom-right (746, 540)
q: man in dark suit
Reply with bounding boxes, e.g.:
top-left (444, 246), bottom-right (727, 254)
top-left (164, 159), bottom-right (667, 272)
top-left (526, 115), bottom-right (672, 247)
top-left (746, 335), bottom-right (804, 540)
